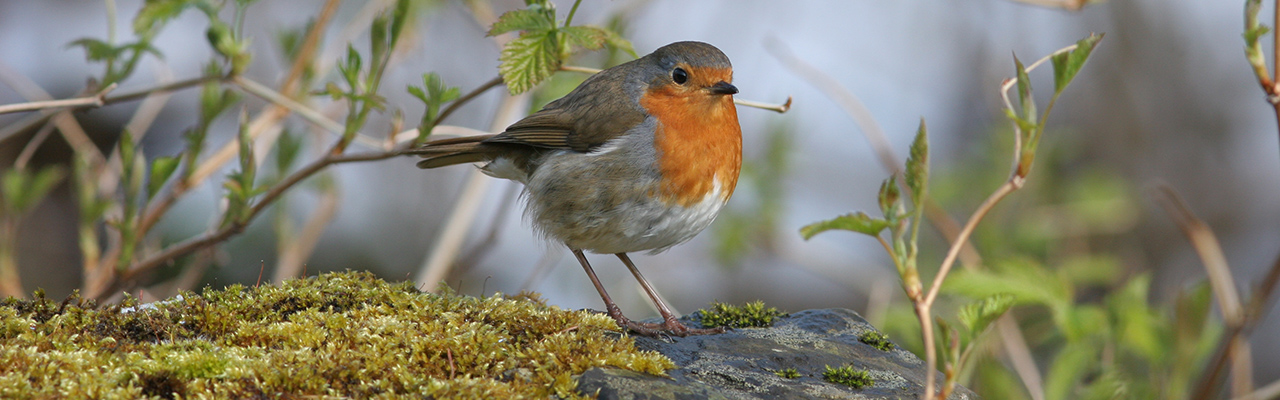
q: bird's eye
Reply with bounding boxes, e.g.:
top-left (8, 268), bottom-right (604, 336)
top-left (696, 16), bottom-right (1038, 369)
top-left (672, 67), bottom-right (688, 85)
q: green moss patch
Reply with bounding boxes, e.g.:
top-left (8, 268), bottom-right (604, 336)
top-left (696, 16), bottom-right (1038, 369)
top-left (693, 300), bottom-right (787, 329)
top-left (774, 368), bottom-right (801, 379)
top-left (0, 271), bottom-right (673, 399)
top-left (822, 364), bottom-right (873, 389)
top-left (858, 331), bottom-right (894, 351)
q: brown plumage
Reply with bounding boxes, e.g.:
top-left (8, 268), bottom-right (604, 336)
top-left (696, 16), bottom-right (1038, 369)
top-left (411, 41), bottom-right (741, 337)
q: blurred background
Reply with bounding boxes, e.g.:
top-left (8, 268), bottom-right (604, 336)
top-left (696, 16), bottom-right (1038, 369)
top-left (1, 0), bottom-right (1276, 395)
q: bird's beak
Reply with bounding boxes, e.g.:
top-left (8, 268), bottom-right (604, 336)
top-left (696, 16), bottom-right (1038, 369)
top-left (709, 81), bottom-right (738, 95)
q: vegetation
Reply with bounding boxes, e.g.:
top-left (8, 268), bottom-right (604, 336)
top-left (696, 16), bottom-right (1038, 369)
top-left (822, 364), bottom-right (874, 389)
top-left (693, 300), bottom-right (788, 329)
top-left (859, 331), bottom-right (894, 352)
top-left (0, 271), bottom-right (672, 399)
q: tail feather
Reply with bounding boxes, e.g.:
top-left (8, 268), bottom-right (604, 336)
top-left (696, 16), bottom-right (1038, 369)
top-left (409, 135), bottom-right (503, 169)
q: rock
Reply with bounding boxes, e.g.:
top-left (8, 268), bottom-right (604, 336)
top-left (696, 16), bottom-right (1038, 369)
top-left (577, 308), bottom-right (977, 400)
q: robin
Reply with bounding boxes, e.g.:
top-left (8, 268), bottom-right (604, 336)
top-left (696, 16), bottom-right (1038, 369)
top-left (412, 41), bottom-right (740, 337)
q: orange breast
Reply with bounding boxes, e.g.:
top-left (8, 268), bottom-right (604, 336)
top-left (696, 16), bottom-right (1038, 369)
top-left (641, 86), bottom-right (742, 207)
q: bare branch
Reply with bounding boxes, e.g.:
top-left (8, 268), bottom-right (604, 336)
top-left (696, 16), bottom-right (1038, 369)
top-left (0, 83), bottom-right (117, 115)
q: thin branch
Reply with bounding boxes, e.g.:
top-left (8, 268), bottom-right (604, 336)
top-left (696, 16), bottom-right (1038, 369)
top-left (734, 96), bottom-right (792, 113)
top-left (103, 75), bottom-right (220, 105)
top-left (916, 302), bottom-right (938, 400)
top-left (925, 182), bottom-right (1018, 307)
top-left (0, 83), bottom-right (117, 115)
top-left (1152, 185), bottom-right (1244, 325)
top-left (13, 121), bottom-right (57, 170)
top-left (435, 76), bottom-right (504, 129)
top-left (231, 75), bottom-right (384, 149)
top-left (1156, 184), bottom-right (1259, 400)
top-left (558, 65), bottom-right (792, 113)
top-left (998, 314), bottom-right (1045, 400)
top-left (1236, 377), bottom-right (1280, 400)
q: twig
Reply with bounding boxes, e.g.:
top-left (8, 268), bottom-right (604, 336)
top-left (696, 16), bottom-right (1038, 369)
top-left (1236, 377), bottom-right (1280, 400)
top-left (765, 38), bottom-right (982, 269)
top-left (1155, 184), bottom-right (1256, 400)
top-left (997, 314), bottom-right (1045, 400)
top-left (231, 75), bottom-right (383, 149)
top-left (13, 121), bottom-right (57, 170)
top-left (734, 97), bottom-right (792, 113)
top-left (558, 65), bottom-right (792, 113)
top-left (101, 70), bottom-right (506, 299)
top-left (103, 75), bottom-right (222, 105)
top-left (0, 83), bottom-right (118, 115)
top-left (911, 42), bottom-right (1081, 400)
top-left (435, 76), bottom-right (504, 127)
top-left (1152, 185), bottom-right (1244, 325)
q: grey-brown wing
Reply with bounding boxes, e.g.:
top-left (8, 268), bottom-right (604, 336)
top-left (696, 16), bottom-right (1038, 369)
top-left (483, 67), bottom-right (647, 152)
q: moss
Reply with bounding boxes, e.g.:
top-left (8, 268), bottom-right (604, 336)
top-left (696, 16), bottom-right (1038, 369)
top-left (693, 300), bottom-right (787, 329)
top-left (822, 364), bottom-right (873, 389)
top-left (858, 330), bottom-right (894, 351)
top-left (0, 271), bottom-right (674, 399)
top-left (774, 368), bottom-right (801, 379)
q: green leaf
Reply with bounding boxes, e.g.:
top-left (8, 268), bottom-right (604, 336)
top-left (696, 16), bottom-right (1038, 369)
top-left (957, 293), bottom-right (1016, 343)
top-left (67, 38), bottom-right (123, 61)
top-left (1013, 55), bottom-right (1037, 129)
top-left (390, 0), bottom-right (410, 49)
top-left (1050, 33), bottom-right (1103, 95)
top-left (800, 211), bottom-right (890, 239)
top-left (499, 32), bottom-right (559, 94)
top-left (134, 0), bottom-right (194, 35)
top-left (147, 156), bottom-right (181, 197)
top-left (1106, 274), bottom-right (1162, 362)
top-left (560, 25), bottom-right (607, 50)
top-left (488, 9), bottom-right (555, 36)
top-left (370, 14), bottom-right (389, 65)
top-left (275, 130), bottom-right (302, 174)
top-left (905, 119), bottom-right (929, 209)
top-left (945, 261), bottom-right (1073, 324)
top-left (600, 28), bottom-right (637, 58)
top-left (1045, 341), bottom-right (1099, 400)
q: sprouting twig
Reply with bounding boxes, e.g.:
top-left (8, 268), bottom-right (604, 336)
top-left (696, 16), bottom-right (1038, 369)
top-left (559, 65), bottom-right (792, 113)
top-left (766, 37), bottom-right (983, 269)
top-left (231, 75), bottom-right (383, 149)
top-left (0, 83), bottom-right (118, 115)
top-left (910, 41), bottom-right (1083, 400)
top-left (98, 71), bottom-right (506, 300)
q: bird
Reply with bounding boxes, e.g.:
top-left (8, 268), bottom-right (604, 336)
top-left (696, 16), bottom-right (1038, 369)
top-left (411, 41), bottom-right (740, 337)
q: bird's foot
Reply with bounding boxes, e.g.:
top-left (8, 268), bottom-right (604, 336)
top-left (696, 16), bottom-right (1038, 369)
top-left (603, 305), bottom-right (725, 337)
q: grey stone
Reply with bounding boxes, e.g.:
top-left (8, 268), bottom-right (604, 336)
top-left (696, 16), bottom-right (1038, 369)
top-left (577, 308), bottom-right (978, 400)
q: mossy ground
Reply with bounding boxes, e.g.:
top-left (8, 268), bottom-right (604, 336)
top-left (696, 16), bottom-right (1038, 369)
top-left (822, 364), bottom-right (873, 389)
top-left (0, 271), bottom-right (673, 399)
top-left (858, 331), bottom-right (894, 351)
top-left (692, 300), bottom-right (787, 329)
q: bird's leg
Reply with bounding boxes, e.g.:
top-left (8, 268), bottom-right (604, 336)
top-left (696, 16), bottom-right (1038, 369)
top-left (570, 248), bottom-right (666, 337)
top-left (615, 253), bottom-right (726, 336)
